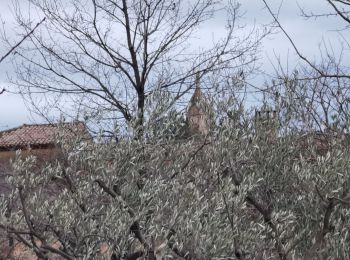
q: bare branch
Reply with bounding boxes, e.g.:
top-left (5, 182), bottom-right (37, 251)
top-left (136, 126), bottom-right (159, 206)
top-left (0, 18), bottom-right (45, 63)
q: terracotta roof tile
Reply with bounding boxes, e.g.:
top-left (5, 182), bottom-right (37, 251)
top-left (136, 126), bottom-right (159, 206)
top-left (0, 122), bottom-right (89, 149)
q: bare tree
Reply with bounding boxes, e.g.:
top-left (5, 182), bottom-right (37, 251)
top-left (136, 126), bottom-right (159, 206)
top-left (262, 0), bottom-right (350, 78)
top-left (0, 18), bottom-right (45, 64)
top-left (0, 17), bottom-right (45, 94)
top-left (260, 0), bottom-right (350, 133)
top-left (10, 0), bottom-right (265, 136)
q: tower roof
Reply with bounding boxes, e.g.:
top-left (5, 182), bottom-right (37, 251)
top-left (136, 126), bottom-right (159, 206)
top-left (186, 73), bottom-right (210, 136)
top-left (190, 73), bottom-right (202, 104)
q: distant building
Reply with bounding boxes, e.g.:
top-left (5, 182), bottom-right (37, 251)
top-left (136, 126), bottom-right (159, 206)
top-left (0, 121), bottom-right (90, 195)
top-left (298, 130), bottom-right (349, 156)
top-left (186, 73), bottom-right (211, 137)
top-left (0, 121), bottom-right (90, 151)
top-left (255, 109), bottom-right (278, 142)
top-left (254, 108), bottom-right (349, 156)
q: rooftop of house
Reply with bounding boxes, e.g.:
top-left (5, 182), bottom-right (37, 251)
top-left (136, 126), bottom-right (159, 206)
top-left (0, 121), bottom-right (90, 151)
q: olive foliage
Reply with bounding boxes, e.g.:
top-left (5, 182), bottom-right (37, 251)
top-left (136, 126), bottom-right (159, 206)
top-left (1, 113), bottom-right (350, 260)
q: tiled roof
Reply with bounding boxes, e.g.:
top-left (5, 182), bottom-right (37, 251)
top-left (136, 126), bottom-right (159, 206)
top-left (0, 122), bottom-right (89, 150)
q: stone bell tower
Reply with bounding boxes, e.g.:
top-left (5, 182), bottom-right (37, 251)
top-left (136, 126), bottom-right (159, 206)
top-left (255, 109), bottom-right (278, 142)
top-left (186, 73), bottom-right (210, 137)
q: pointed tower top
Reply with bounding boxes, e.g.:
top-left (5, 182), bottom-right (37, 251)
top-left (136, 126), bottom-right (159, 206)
top-left (195, 72), bottom-right (200, 89)
top-left (191, 72), bottom-right (202, 103)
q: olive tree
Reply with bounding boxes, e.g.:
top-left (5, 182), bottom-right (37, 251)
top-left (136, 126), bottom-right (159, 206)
top-left (263, 67), bottom-right (350, 134)
top-left (1, 110), bottom-right (350, 259)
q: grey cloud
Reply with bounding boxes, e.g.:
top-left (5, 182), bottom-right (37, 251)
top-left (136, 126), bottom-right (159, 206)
top-left (0, 92), bottom-right (42, 130)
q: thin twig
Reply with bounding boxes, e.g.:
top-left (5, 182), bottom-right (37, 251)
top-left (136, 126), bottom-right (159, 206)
top-left (0, 18), bottom-right (46, 63)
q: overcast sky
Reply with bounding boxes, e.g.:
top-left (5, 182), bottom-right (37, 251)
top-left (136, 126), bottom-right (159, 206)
top-left (0, 0), bottom-right (349, 130)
